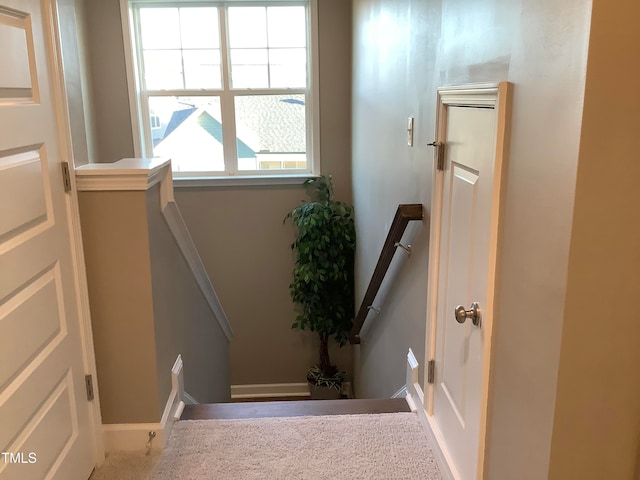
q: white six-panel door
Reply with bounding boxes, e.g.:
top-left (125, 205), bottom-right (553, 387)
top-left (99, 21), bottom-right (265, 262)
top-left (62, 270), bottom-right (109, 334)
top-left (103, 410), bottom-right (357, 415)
top-left (426, 83), bottom-right (511, 480)
top-left (0, 1), bottom-right (97, 479)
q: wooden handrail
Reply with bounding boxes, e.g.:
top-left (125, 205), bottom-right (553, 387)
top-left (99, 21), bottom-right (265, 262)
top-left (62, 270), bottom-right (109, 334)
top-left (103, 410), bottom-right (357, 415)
top-left (350, 204), bottom-right (423, 344)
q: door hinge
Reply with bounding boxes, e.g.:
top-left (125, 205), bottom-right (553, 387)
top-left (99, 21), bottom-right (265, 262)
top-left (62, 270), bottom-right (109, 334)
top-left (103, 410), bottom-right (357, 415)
top-left (85, 374), bottom-right (94, 401)
top-left (61, 161), bottom-right (72, 193)
top-left (427, 360), bottom-right (435, 384)
top-left (428, 142), bottom-right (445, 171)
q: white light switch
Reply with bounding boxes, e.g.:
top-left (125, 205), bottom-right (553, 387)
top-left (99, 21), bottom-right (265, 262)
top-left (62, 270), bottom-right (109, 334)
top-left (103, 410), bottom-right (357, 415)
top-left (407, 117), bottom-right (414, 147)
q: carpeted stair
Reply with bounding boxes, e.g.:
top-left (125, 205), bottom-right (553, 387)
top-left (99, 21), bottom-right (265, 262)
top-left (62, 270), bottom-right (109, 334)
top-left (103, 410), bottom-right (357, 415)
top-left (90, 398), bottom-right (442, 479)
top-left (181, 397), bottom-right (412, 420)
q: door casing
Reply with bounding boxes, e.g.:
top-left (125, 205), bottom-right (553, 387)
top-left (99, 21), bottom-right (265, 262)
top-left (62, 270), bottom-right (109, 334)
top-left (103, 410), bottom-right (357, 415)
top-left (424, 82), bottom-right (512, 479)
top-left (47, 0), bottom-right (104, 464)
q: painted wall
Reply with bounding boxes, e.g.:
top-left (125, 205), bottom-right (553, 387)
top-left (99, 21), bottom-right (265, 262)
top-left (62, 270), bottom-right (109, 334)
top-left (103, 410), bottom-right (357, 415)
top-left (83, 0), bottom-right (135, 163)
top-left (351, 0), bottom-right (591, 478)
top-left (175, 184), bottom-right (353, 387)
top-left (79, 0), bottom-right (354, 387)
top-left (547, 0), bottom-right (640, 477)
top-left (78, 191), bottom-right (160, 424)
top-left (57, 0), bottom-right (96, 166)
top-left (146, 186), bottom-right (231, 405)
top-left (78, 188), bottom-right (231, 423)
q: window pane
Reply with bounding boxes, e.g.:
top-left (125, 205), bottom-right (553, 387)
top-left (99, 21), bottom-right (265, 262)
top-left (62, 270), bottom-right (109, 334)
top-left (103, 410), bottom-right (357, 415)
top-left (269, 48), bottom-right (307, 88)
top-left (267, 7), bottom-right (306, 48)
top-left (230, 49), bottom-right (268, 88)
top-left (228, 8), bottom-right (308, 89)
top-left (232, 66), bottom-right (268, 89)
top-left (140, 8), bottom-right (181, 49)
top-left (183, 50), bottom-right (221, 89)
top-left (235, 95), bottom-right (306, 171)
top-left (269, 48), bottom-right (306, 65)
top-left (230, 48), bottom-right (268, 65)
top-left (270, 65), bottom-right (306, 89)
top-left (149, 96), bottom-right (225, 172)
top-left (143, 50), bottom-right (183, 89)
top-left (179, 8), bottom-right (219, 49)
top-left (228, 7), bottom-right (267, 48)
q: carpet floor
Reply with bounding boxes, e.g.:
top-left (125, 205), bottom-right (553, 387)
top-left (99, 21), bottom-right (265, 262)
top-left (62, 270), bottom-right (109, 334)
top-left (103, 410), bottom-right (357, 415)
top-left (91, 412), bottom-right (442, 479)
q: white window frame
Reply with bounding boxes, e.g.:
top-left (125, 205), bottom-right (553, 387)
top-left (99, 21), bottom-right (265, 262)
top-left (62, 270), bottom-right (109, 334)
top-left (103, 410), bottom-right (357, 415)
top-left (120, 0), bottom-right (320, 186)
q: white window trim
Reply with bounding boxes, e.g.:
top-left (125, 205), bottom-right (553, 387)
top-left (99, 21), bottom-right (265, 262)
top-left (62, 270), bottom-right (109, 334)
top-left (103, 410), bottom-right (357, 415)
top-left (119, 0), bottom-right (320, 186)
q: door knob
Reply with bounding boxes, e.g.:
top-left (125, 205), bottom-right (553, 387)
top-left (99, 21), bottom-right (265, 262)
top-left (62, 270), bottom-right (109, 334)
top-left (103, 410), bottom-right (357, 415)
top-left (454, 302), bottom-right (481, 326)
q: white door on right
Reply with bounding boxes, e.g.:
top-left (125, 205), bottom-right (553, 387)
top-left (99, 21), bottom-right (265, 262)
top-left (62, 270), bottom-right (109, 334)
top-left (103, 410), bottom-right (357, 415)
top-left (430, 84), bottom-right (511, 480)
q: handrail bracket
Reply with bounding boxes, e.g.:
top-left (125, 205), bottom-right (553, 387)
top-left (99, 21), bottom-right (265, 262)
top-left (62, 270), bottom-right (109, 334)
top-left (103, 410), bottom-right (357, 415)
top-left (394, 242), bottom-right (412, 256)
top-left (349, 204), bottom-right (423, 344)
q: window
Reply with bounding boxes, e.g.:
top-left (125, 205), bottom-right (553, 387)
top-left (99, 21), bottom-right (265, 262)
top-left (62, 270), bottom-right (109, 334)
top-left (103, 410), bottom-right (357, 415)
top-left (125, 0), bottom-right (318, 179)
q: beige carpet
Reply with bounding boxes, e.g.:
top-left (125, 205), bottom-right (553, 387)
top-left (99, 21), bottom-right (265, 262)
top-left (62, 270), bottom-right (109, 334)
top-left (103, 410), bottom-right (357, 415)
top-left (92, 413), bottom-right (442, 479)
top-left (90, 451), bottom-right (160, 480)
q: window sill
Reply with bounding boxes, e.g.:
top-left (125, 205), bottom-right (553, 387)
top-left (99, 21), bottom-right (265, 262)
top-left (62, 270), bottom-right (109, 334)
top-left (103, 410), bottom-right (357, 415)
top-left (173, 173), bottom-right (320, 188)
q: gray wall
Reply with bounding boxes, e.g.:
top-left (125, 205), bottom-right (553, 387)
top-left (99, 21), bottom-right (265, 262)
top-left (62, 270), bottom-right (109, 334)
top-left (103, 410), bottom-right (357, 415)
top-left (351, 0), bottom-right (591, 478)
top-left (146, 186), bottom-right (231, 405)
top-left (57, 0), bottom-right (96, 166)
top-left (80, 0), bottom-right (354, 386)
top-left (174, 184), bottom-right (353, 386)
top-left (84, 0), bottom-right (135, 163)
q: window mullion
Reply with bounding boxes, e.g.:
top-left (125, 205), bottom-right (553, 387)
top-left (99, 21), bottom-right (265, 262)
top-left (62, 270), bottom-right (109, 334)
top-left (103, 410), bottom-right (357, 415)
top-left (230, 88), bottom-right (306, 96)
top-left (308, 0), bottom-right (319, 174)
top-left (219, 6), bottom-right (238, 175)
top-left (140, 91), bottom-right (153, 158)
top-left (176, 8), bottom-right (186, 89)
top-left (132, 6), bottom-right (149, 156)
top-left (264, 6), bottom-right (271, 88)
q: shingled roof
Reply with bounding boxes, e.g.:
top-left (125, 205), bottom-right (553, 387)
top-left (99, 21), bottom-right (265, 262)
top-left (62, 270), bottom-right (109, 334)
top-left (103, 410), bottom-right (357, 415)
top-left (156, 96), bottom-right (305, 155)
top-left (234, 95), bottom-right (305, 153)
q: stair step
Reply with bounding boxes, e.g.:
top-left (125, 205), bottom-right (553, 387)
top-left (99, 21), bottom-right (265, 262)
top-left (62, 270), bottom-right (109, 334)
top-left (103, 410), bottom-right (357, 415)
top-left (181, 398), bottom-right (411, 420)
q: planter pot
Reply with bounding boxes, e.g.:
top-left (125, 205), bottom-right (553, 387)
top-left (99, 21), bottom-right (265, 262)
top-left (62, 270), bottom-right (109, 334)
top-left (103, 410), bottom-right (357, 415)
top-left (308, 382), bottom-right (342, 400)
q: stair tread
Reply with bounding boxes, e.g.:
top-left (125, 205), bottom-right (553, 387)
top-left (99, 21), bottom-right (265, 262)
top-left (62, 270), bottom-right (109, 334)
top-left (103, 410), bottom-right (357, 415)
top-left (181, 398), bottom-right (411, 420)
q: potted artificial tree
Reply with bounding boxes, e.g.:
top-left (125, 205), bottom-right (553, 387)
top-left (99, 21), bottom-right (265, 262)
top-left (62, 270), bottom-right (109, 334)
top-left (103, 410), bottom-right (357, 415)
top-left (284, 175), bottom-right (355, 400)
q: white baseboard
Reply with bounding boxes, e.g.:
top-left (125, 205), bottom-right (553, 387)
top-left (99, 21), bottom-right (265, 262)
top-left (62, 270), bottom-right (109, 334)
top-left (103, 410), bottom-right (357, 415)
top-left (103, 355), bottom-right (184, 452)
top-left (231, 382), bottom-right (353, 399)
top-left (103, 422), bottom-right (165, 453)
top-left (406, 349), bottom-right (457, 480)
top-left (161, 354), bottom-right (185, 433)
top-left (231, 383), bottom-right (310, 399)
top-left (183, 392), bottom-right (199, 405)
top-left (174, 401), bottom-right (185, 420)
top-left (392, 385), bottom-right (408, 399)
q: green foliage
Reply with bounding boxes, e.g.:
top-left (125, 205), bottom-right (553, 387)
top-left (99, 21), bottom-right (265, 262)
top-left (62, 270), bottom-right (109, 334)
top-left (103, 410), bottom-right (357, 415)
top-left (284, 175), bottom-right (356, 350)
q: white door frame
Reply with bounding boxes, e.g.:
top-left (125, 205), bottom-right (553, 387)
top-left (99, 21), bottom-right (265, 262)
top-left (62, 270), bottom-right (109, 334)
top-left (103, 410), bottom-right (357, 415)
top-left (424, 82), bottom-right (512, 479)
top-left (45, 0), bottom-right (105, 465)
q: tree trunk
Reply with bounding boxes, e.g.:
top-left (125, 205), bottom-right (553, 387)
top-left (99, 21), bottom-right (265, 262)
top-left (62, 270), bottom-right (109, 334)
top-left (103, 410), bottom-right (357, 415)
top-left (319, 333), bottom-right (331, 374)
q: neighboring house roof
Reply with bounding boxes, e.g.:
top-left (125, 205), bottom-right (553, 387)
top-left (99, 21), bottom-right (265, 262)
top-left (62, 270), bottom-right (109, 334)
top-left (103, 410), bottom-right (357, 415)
top-left (235, 96), bottom-right (305, 153)
top-left (153, 112), bottom-right (226, 172)
top-left (196, 111), bottom-right (255, 159)
top-left (155, 97), bottom-right (305, 156)
top-left (163, 107), bottom-right (197, 139)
